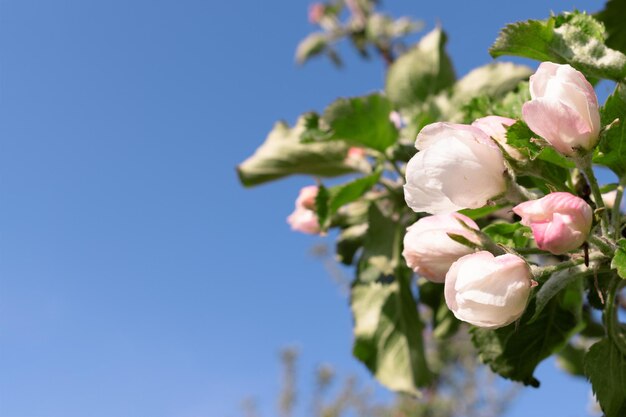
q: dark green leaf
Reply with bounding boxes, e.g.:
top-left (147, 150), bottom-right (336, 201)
top-left (446, 233), bottom-right (480, 250)
top-left (351, 275), bottom-right (433, 395)
top-left (316, 171), bottom-right (381, 229)
top-left (472, 292), bottom-right (583, 386)
top-left (584, 338), bottom-right (626, 417)
top-left (385, 27), bottom-right (455, 108)
top-left (595, 83), bottom-right (626, 178)
top-left (237, 117), bottom-right (354, 187)
top-left (482, 222), bottom-right (530, 248)
top-left (324, 94), bottom-right (398, 152)
top-left (611, 239), bottom-right (626, 279)
top-left (490, 12), bottom-right (626, 81)
top-left (597, 0), bottom-right (626, 55)
top-left (458, 204), bottom-right (508, 220)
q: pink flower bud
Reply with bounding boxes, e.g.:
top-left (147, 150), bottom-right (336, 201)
top-left (471, 116), bottom-right (523, 160)
top-left (513, 192), bottom-right (593, 255)
top-left (346, 147), bottom-right (366, 160)
top-left (308, 3), bottom-right (325, 24)
top-left (522, 62), bottom-right (601, 155)
top-left (404, 122), bottom-right (507, 214)
top-left (287, 185), bottom-right (320, 234)
top-left (444, 251), bottom-right (532, 329)
top-left (402, 213), bottom-right (480, 283)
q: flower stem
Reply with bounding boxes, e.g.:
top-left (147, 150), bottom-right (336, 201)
top-left (532, 252), bottom-right (607, 281)
top-left (613, 183), bottom-right (624, 241)
top-left (588, 235), bottom-right (615, 257)
top-left (577, 154), bottom-right (611, 238)
top-left (605, 275), bottom-right (626, 357)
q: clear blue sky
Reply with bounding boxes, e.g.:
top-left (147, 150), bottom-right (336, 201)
top-left (0, 1), bottom-right (609, 416)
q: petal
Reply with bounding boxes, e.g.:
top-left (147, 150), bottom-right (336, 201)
top-left (522, 98), bottom-right (594, 154)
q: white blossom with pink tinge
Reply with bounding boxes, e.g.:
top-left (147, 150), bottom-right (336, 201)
top-left (444, 251), bottom-right (532, 329)
top-left (513, 192), bottom-right (593, 255)
top-left (522, 62), bottom-right (601, 155)
top-left (404, 122), bottom-right (507, 214)
top-left (403, 213), bottom-right (480, 283)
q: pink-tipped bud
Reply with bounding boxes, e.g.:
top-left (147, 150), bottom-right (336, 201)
top-left (308, 3), bottom-right (325, 24)
top-left (522, 62), bottom-right (600, 155)
top-left (513, 192), bottom-right (593, 255)
top-left (287, 185), bottom-right (320, 234)
top-left (471, 115), bottom-right (523, 160)
top-left (402, 213), bottom-right (480, 283)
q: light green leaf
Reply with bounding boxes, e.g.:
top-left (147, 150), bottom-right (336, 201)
top-left (385, 27), bottom-right (455, 108)
top-left (295, 33), bottom-right (328, 64)
top-left (584, 338), bottom-right (626, 417)
top-left (595, 83), bottom-right (626, 178)
top-left (316, 171), bottom-right (381, 229)
top-left (351, 276), bottom-right (433, 395)
top-left (611, 239), bottom-right (626, 279)
top-left (490, 12), bottom-right (626, 81)
top-left (237, 117), bottom-right (354, 187)
top-left (472, 293), bottom-right (583, 386)
top-left (482, 222), bottom-right (530, 248)
top-left (324, 94), bottom-right (398, 152)
top-left (357, 203), bottom-right (399, 282)
top-left (458, 204), bottom-right (508, 220)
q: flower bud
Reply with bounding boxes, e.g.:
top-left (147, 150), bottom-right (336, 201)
top-left (308, 3), bottom-right (325, 24)
top-left (389, 111), bottom-right (406, 130)
top-left (287, 185), bottom-right (320, 234)
top-left (404, 122), bottom-right (507, 214)
top-left (444, 251), bottom-right (532, 329)
top-left (513, 192), bottom-right (592, 255)
top-left (402, 213), bottom-right (480, 283)
top-left (522, 62), bottom-right (601, 155)
top-left (471, 115), bottom-right (523, 160)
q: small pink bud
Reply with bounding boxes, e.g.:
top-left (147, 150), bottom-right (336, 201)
top-left (522, 62), bottom-right (601, 155)
top-left (308, 3), bottom-right (325, 24)
top-left (402, 213), bottom-right (480, 282)
top-left (471, 116), bottom-right (523, 160)
top-left (347, 147), bottom-right (366, 160)
top-left (287, 186), bottom-right (320, 234)
top-left (513, 192), bottom-right (593, 255)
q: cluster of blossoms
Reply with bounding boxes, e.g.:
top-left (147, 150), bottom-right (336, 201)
top-left (402, 62), bottom-right (598, 328)
top-left (287, 62), bottom-right (603, 330)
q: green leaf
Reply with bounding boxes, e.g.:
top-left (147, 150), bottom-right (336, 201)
top-left (595, 83), bottom-right (626, 178)
top-left (461, 81), bottom-right (531, 122)
top-left (323, 94), bottom-right (398, 152)
top-left (351, 276), bottom-right (433, 395)
top-left (451, 63), bottom-right (532, 109)
top-left (237, 117), bottom-right (354, 187)
top-left (597, 0), bottom-right (626, 55)
top-left (611, 239), bottom-right (626, 279)
top-left (357, 203), bottom-right (399, 282)
top-left (490, 12), bottom-right (626, 81)
top-left (472, 292), bottom-right (583, 386)
top-left (336, 224), bottom-right (368, 265)
top-left (584, 338), bottom-right (626, 417)
top-left (482, 222), bottom-right (530, 248)
top-left (458, 203), bottom-right (508, 220)
top-left (506, 121), bottom-right (542, 159)
top-left (532, 266), bottom-right (587, 321)
top-left (316, 171), bottom-right (382, 229)
top-left (295, 32), bottom-right (328, 64)
top-left (385, 27), bottom-right (455, 108)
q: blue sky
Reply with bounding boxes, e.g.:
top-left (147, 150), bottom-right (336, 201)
top-left (0, 1), bottom-right (610, 416)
